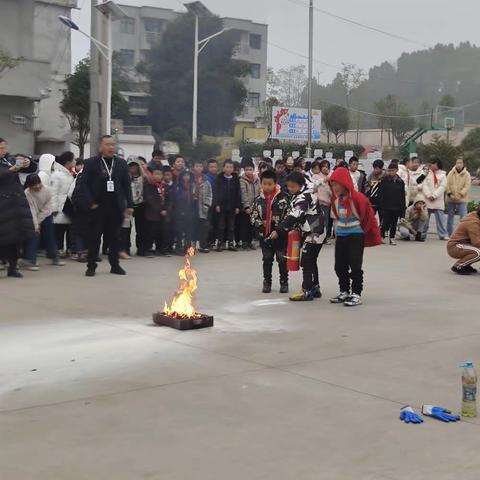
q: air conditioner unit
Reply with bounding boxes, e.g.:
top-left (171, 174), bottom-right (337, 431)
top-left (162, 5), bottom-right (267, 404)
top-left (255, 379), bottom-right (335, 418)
top-left (11, 115), bottom-right (27, 126)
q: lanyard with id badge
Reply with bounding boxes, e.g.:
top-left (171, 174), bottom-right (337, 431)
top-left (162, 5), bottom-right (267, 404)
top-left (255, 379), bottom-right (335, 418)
top-left (102, 157), bottom-right (115, 192)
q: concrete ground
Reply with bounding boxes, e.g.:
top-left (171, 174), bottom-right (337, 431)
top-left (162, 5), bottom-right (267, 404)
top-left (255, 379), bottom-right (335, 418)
top-left (1, 238), bottom-right (479, 480)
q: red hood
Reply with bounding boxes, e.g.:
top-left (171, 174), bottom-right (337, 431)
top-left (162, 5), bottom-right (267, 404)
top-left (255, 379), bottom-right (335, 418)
top-left (329, 167), bottom-right (355, 195)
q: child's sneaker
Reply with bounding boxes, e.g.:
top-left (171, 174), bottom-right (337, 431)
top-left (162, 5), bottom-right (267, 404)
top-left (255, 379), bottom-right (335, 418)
top-left (262, 281), bottom-right (272, 293)
top-left (330, 292), bottom-right (350, 304)
top-left (52, 259), bottom-right (66, 266)
top-left (289, 290), bottom-right (314, 302)
top-left (279, 282), bottom-right (289, 294)
top-left (27, 263), bottom-right (40, 272)
top-left (312, 285), bottom-right (322, 298)
top-left (215, 242), bottom-right (225, 252)
top-left (227, 242), bottom-right (238, 252)
top-left (344, 294), bottom-right (362, 307)
top-left (389, 238), bottom-right (397, 246)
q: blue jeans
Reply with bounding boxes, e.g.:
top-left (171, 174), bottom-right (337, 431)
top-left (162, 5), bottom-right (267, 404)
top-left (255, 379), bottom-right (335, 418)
top-left (423, 209), bottom-right (448, 239)
top-left (447, 202), bottom-right (467, 236)
top-left (25, 215), bottom-right (59, 264)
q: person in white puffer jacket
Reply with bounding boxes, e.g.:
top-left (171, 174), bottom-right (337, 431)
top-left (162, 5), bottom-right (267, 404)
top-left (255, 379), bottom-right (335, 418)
top-left (50, 151), bottom-right (75, 253)
top-left (421, 158), bottom-right (448, 240)
top-left (38, 153), bottom-right (56, 187)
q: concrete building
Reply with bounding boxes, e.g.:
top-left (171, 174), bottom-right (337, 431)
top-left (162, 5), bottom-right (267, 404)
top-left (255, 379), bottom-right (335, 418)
top-left (112, 3), bottom-right (268, 132)
top-left (0, 0), bottom-right (76, 154)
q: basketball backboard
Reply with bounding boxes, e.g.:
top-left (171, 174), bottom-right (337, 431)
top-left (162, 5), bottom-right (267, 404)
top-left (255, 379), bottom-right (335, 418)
top-left (433, 105), bottom-right (464, 131)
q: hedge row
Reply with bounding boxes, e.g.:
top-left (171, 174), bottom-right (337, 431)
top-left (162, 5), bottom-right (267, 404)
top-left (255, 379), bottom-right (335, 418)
top-left (239, 142), bottom-right (364, 159)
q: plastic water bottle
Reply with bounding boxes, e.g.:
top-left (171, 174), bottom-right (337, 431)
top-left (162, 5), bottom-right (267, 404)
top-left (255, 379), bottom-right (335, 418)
top-left (461, 362), bottom-right (477, 418)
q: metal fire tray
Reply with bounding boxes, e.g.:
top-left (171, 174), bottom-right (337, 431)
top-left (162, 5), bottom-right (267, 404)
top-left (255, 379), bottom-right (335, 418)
top-left (152, 312), bottom-right (214, 331)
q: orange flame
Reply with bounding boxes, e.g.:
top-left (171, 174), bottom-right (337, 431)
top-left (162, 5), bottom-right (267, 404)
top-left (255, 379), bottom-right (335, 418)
top-left (163, 247), bottom-right (199, 318)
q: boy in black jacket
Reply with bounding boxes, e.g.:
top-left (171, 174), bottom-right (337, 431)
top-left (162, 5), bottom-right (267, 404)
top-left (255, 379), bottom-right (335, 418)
top-left (214, 160), bottom-right (241, 251)
top-left (271, 172), bottom-right (325, 302)
top-left (251, 170), bottom-right (290, 293)
top-left (378, 161), bottom-right (406, 245)
top-left (143, 167), bottom-right (170, 256)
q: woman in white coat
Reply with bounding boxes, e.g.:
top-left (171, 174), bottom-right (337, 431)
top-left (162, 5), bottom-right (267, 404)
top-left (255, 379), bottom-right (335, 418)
top-left (50, 151), bottom-right (75, 252)
top-left (421, 158), bottom-right (448, 240)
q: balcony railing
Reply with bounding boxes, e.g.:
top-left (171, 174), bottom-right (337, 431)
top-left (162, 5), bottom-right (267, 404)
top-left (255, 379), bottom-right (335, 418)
top-left (122, 125), bottom-right (153, 135)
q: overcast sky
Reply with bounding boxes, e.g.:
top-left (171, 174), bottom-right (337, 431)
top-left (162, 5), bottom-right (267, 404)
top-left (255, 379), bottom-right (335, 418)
top-left (72, 0), bottom-right (479, 83)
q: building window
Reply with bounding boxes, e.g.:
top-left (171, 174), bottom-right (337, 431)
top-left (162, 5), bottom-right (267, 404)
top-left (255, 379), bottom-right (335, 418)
top-left (250, 63), bottom-right (261, 79)
top-left (249, 33), bottom-right (262, 49)
top-left (247, 92), bottom-right (260, 108)
top-left (129, 96), bottom-right (148, 109)
top-left (140, 50), bottom-right (150, 62)
top-left (144, 17), bottom-right (165, 33)
top-left (120, 18), bottom-right (135, 34)
top-left (119, 49), bottom-right (135, 66)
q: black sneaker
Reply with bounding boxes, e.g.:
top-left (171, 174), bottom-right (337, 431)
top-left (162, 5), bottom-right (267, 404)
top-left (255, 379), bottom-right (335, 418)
top-left (279, 282), bottom-right (289, 294)
top-left (7, 269), bottom-right (23, 278)
top-left (85, 267), bottom-right (96, 277)
top-left (242, 243), bottom-right (249, 251)
top-left (228, 243), bottom-right (238, 252)
top-left (312, 285), bottom-right (322, 298)
top-left (198, 248), bottom-right (210, 253)
top-left (344, 294), bottom-right (363, 307)
top-left (215, 243), bottom-right (225, 252)
top-left (464, 265), bottom-right (478, 274)
top-left (262, 281), bottom-right (272, 293)
top-left (110, 266), bottom-right (126, 275)
top-left (451, 266), bottom-right (474, 275)
top-left (415, 233), bottom-right (425, 242)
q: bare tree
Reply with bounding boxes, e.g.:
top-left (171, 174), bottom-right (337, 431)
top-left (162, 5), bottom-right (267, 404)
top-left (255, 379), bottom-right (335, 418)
top-left (267, 65), bottom-right (308, 107)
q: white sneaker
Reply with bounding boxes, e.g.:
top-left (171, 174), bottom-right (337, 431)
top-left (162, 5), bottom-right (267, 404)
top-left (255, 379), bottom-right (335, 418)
top-left (52, 259), bottom-right (66, 266)
top-left (389, 238), bottom-right (397, 246)
top-left (439, 236), bottom-right (449, 241)
top-left (28, 264), bottom-right (40, 272)
top-left (344, 294), bottom-right (363, 307)
top-left (330, 292), bottom-right (350, 304)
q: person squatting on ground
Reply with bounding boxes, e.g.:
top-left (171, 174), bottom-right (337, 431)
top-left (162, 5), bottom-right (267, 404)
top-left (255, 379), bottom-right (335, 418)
top-left (239, 159), bottom-right (260, 250)
top-left (378, 161), bottom-right (406, 246)
top-left (24, 174), bottom-right (65, 270)
top-left (398, 196), bottom-right (428, 241)
top-left (329, 167), bottom-right (382, 307)
top-left (273, 172), bottom-right (325, 302)
top-left (251, 169), bottom-right (290, 294)
top-left (446, 158), bottom-right (471, 237)
top-left (75, 135), bottom-right (133, 277)
top-left (0, 138), bottom-right (36, 278)
top-left (214, 160), bottom-right (241, 252)
top-left (447, 207), bottom-right (480, 275)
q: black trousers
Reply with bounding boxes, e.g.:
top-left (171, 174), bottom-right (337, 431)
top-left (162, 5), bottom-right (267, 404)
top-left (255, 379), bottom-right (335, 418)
top-left (55, 223), bottom-right (70, 251)
top-left (334, 233), bottom-right (365, 296)
top-left (193, 214), bottom-right (209, 249)
top-left (301, 242), bottom-right (323, 291)
top-left (146, 219), bottom-right (166, 252)
top-left (239, 211), bottom-right (254, 245)
top-left (207, 207), bottom-right (218, 245)
top-left (372, 205), bottom-right (383, 224)
top-left (381, 210), bottom-right (401, 239)
top-left (87, 206), bottom-right (122, 269)
top-left (175, 213), bottom-right (193, 250)
top-left (133, 203), bottom-right (148, 254)
top-left (216, 211), bottom-right (236, 243)
top-left (0, 244), bottom-right (18, 270)
top-left (260, 238), bottom-right (288, 284)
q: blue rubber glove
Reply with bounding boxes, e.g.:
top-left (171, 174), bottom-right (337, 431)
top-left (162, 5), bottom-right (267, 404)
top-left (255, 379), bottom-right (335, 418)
top-left (422, 405), bottom-right (461, 422)
top-left (399, 406), bottom-right (424, 424)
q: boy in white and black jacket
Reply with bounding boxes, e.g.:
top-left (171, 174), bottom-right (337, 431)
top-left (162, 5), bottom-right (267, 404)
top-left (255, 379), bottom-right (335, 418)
top-left (270, 172), bottom-right (325, 301)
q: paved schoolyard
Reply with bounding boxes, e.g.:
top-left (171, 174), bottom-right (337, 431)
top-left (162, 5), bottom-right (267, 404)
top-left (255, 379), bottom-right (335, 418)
top-left (1, 238), bottom-right (479, 480)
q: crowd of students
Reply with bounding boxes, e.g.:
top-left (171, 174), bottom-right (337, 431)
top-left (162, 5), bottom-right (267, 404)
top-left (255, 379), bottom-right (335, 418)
top-left (1, 134), bottom-right (479, 303)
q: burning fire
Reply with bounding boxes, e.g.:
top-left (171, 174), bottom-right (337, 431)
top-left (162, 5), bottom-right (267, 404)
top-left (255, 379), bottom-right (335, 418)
top-left (163, 247), bottom-right (200, 319)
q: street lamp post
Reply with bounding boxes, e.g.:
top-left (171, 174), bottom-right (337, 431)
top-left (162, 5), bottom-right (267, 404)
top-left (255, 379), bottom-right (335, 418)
top-left (306, 0), bottom-right (314, 159)
top-left (184, 2), bottom-right (229, 145)
top-left (59, 2), bottom-right (127, 150)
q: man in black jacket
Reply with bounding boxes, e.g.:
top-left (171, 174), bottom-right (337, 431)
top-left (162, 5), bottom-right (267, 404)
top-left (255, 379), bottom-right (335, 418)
top-left (378, 161), bottom-right (406, 246)
top-left (80, 135), bottom-right (133, 276)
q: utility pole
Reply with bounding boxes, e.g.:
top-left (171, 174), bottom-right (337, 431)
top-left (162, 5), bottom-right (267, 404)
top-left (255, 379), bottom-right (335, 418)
top-left (192, 14), bottom-right (199, 145)
top-left (306, 0), bottom-right (314, 159)
top-left (89, 0), bottom-right (101, 155)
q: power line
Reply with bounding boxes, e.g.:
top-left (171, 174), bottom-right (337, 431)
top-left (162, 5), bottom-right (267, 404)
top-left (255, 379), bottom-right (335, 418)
top-left (287, 0), bottom-right (429, 48)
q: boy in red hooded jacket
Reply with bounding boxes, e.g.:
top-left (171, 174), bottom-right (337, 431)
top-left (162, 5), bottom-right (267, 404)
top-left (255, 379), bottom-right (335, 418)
top-left (329, 167), bottom-right (382, 306)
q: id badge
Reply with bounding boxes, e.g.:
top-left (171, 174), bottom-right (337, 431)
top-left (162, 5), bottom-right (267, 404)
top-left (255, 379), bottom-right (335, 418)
top-left (107, 180), bottom-right (115, 192)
